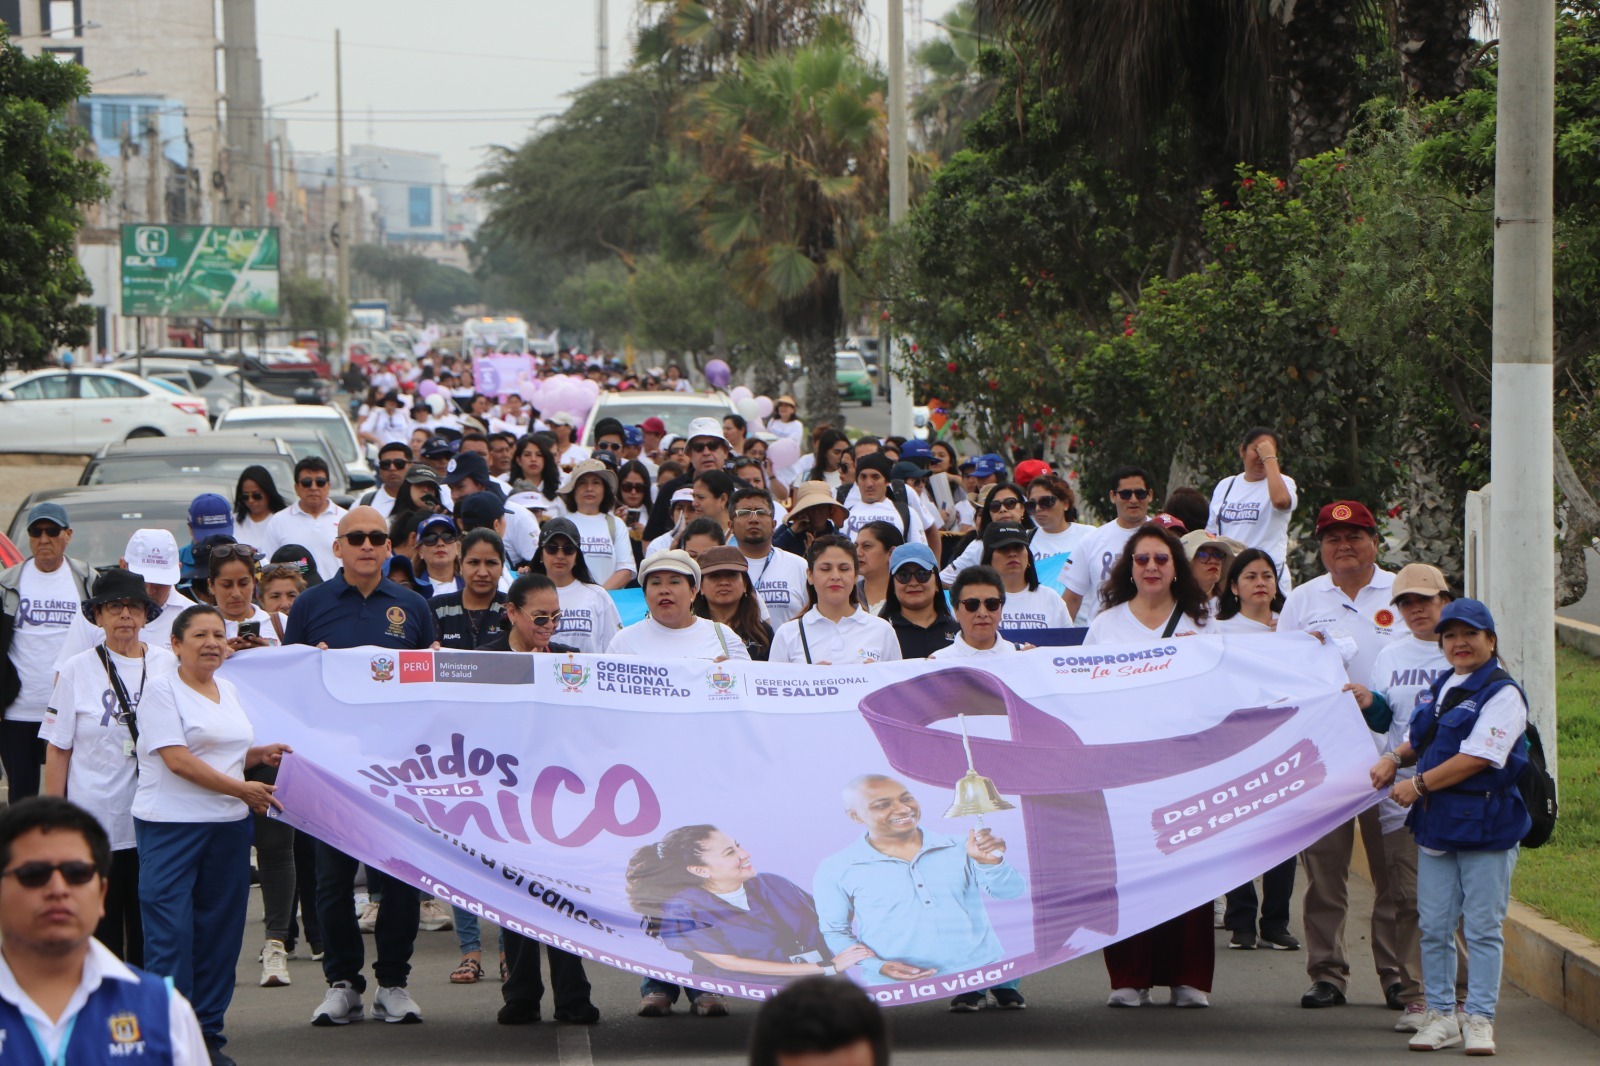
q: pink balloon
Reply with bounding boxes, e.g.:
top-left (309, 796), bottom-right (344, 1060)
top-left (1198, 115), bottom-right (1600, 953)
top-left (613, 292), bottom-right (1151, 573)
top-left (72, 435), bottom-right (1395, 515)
top-left (755, 395), bottom-right (774, 419)
top-left (767, 437), bottom-right (801, 472)
top-left (730, 385), bottom-right (754, 403)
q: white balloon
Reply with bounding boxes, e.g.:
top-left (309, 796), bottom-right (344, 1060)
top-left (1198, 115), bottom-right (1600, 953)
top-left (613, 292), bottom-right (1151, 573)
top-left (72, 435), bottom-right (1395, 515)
top-left (767, 437), bottom-right (801, 471)
top-left (730, 385), bottom-right (754, 403)
top-left (737, 396), bottom-right (762, 424)
top-left (755, 396), bottom-right (774, 419)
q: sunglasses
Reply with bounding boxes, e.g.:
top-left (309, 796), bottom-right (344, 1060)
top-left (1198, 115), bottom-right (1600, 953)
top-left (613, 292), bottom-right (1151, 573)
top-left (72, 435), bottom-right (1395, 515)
top-left (27, 525), bottom-right (65, 538)
top-left (1133, 552), bottom-right (1172, 566)
top-left (541, 541), bottom-right (578, 556)
top-left (207, 543), bottom-right (260, 565)
top-left (378, 459), bottom-right (410, 470)
top-left (241, 491), bottom-right (266, 502)
top-left (957, 597), bottom-right (1004, 613)
top-left (259, 562), bottom-right (306, 579)
top-left (592, 441), bottom-right (622, 452)
top-left (3, 860), bottom-right (99, 889)
top-left (689, 440), bottom-right (723, 454)
top-left (733, 508), bottom-right (772, 520)
top-left (987, 497), bottom-right (1023, 513)
top-left (1194, 548), bottom-right (1228, 562)
top-left (419, 531), bottom-right (458, 547)
top-left (893, 566), bottom-right (934, 584)
top-left (1114, 488), bottom-right (1151, 501)
top-left (1026, 495), bottom-right (1059, 511)
top-left (299, 477), bottom-right (330, 488)
top-left (340, 531), bottom-right (390, 547)
top-left (516, 608), bottom-right (562, 627)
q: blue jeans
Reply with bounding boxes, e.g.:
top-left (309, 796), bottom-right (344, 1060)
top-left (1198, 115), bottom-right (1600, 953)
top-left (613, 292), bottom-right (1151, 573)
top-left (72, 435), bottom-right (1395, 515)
top-left (136, 816), bottom-right (252, 1045)
top-left (455, 906), bottom-right (500, 956)
top-left (641, 977), bottom-right (705, 1004)
top-left (315, 841), bottom-right (419, 992)
top-left (1417, 846), bottom-right (1517, 1019)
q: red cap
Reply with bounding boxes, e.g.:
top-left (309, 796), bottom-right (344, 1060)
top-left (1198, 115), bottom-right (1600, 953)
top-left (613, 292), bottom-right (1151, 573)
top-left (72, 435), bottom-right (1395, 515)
top-left (1014, 459), bottom-right (1052, 486)
top-left (640, 417), bottom-right (666, 435)
top-left (1149, 512), bottom-right (1187, 533)
top-left (1315, 500), bottom-right (1377, 535)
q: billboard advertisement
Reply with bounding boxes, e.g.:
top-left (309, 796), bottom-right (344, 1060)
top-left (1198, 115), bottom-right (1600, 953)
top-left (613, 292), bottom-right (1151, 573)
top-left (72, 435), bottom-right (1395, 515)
top-left (120, 224), bottom-right (281, 318)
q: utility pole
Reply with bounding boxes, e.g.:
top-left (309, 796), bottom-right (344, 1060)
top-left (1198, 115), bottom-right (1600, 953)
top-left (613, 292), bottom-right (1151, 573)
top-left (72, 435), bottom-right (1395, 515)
top-left (596, 0), bottom-right (609, 79)
top-left (887, 0), bottom-right (913, 439)
top-left (1488, 1), bottom-right (1557, 777)
top-left (335, 28), bottom-right (350, 365)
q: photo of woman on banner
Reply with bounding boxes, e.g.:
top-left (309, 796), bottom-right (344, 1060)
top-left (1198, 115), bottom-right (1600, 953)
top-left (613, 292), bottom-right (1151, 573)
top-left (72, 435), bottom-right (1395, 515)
top-left (627, 825), bottom-right (866, 983)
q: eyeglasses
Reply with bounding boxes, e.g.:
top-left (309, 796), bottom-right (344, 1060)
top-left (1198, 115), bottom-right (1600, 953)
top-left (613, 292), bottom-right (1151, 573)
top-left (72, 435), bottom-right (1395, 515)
top-left (541, 540), bottom-right (577, 556)
top-left (592, 441), bottom-right (622, 452)
top-left (98, 599), bottom-right (146, 616)
top-left (207, 543), bottom-right (260, 566)
top-left (893, 566), bottom-right (934, 584)
top-left (732, 508), bottom-right (772, 520)
top-left (516, 607), bottom-right (562, 627)
top-left (1133, 552), bottom-right (1172, 567)
top-left (1026, 495), bottom-right (1059, 511)
top-left (419, 531), bottom-right (458, 547)
top-left (1114, 488), bottom-right (1151, 501)
top-left (340, 531), bottom-right (390, 547)
top-left (3, 860), bottom-right (99, 888)
top-left (986, 497), bottom-right (1023, 513)
top-left (957, 597), bottom-right (1004, 613)
top-left (689, 440), bottom-right (723, 454)
top-left (27, 525), bottom-right (65, 538)
top-left (378, 459), bottom-right (410, 470)
top-left (298, 477), bottom-right (330, 489)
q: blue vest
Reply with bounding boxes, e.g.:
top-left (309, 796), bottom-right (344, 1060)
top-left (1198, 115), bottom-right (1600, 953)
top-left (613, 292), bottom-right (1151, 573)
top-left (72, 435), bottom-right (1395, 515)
top-left (1405, 661), bottom-right (1532, 852)
top-left (0, 964), bottom-right (174, 1065)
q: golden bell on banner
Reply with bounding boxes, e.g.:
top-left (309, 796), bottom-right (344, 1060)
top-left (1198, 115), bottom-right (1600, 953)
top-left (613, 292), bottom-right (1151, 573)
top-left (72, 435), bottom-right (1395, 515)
top-left (943, 714), bottom-right (1016, 824)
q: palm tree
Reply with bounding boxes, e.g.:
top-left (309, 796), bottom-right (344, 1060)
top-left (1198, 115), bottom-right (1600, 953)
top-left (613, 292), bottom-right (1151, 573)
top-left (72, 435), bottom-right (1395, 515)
top-left (913, 0), bottom-right (1002, 161)
top-left (678, 33), bottom-right (888, 427)
top-left (634, 0), bottom-right (866, 80)
top-left (1394, 0), bottom-right (1477, 100)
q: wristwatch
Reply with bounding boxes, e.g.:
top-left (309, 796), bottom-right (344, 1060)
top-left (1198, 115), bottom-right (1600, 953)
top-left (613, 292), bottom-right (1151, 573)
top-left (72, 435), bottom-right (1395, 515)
top-left (819, 964), bottom-right (837, 976)
top-left (1382, 751), bottom-right (1403, 767)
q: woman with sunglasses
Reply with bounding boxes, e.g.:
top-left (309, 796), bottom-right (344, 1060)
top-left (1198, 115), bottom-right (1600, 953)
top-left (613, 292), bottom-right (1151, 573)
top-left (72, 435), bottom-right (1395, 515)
top-left (1025, 475), bottom-right (1094, 564)
top-left (854, 521), bottom-right (904, 616)
top-left (692, 547), bottom-right (774, 660)
top-left (529, 518), bottom-right (621, 653)
top-left (806, 429), bottom-right (853, 492)
top-left (508, 435), bottom-right (561, 518)
top-left (769, 536), bottom-right (901, 665)
top-left (880, 543), bottom-right (960, 658)
top-left (1206, 427), bottom-right (1298, 590)
top-left (135, 604), bottom-right (291, 1061)
top-left (939, 482), bottom-right (1030, 584)
top-left (557, 459), bottom-right (636, 591)
top-left (980, 522), bottom-right (1072, 630)
top-left (43, 569), bottom-right (178, 965)
top-left (615, 459), bottom-right (655, 563)
top-left (232, 465), bottom-right (288, 554)
top-left (197, 542), bottom-right (277, 651)
top-left (411, 514), bottom-right (463, 599)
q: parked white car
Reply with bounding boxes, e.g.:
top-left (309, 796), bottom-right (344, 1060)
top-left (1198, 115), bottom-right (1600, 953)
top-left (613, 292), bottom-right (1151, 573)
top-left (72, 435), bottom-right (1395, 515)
top-left (0, 367), bottom-right (210, 453)
top-left (214, 403), bottom-right (374, 489)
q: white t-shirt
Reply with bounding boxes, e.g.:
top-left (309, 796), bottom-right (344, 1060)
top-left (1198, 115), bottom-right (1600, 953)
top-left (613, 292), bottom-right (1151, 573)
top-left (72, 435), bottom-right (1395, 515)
top-left (607, 616), bottom-right (752, 660)
top-left (557, 443), bottom-right (591, 467)
top-left (743, 547), bottom-right (810, 627)
top-left (1435, 673), bottom-right (1527, 768)
top-left (501, 500), bottom-right (541, 567)
top-left (133, 673), bottom-right (254, 823)
top-left (259, 500), bottom-right (348, 583)
top-left (1213, 612), bottom-right (1277, 634)
top-left (552, 581), bottom-right (622, 653)
top-left (363, 487), bottom-right (400, 521)
top-left (1278, 569), bottom-right (1400, 683)
top-left (841, 497), bottom-right (927, 546)
top-left (998, 586), bottom-right (1073, 630)
top-left (43, 644), bottom-right (179, 849)
top-left (769, 607), bottom-right (902, 665)
top-left (1029, 523), bottom-right (1096, 565)
top-left (938, 538), bottom-right (982, 585)
top-left (1060, 521), bottom-right (1142, 623)
top-left (53, 591), bottom-right (196, 672)
top-left (928, 635), bottom-right (1019, 660)
top-left (1370, 635), bottom-right (1451, 833)
top-left (767, 419), bottom-right (804, 444)
top-left (224, 606), bottom-right (280, 645)
top-left (1207, 472), bottom-right (1299, 588)
top-left (564, 511), bottom-right (635, 584)
top-left (1085, 602), bottom-right (1213, 643)
top-left (360, 409), bottom-right (413, 446)
top-left (234, 513), bottom-right (276, 552)
top-left (6, 561), bottom-right (82, 722)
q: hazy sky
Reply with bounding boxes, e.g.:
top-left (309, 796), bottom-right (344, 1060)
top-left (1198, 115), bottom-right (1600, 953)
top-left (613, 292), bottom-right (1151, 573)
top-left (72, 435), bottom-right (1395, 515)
top-left (258, 0), bottom-right (961, 186)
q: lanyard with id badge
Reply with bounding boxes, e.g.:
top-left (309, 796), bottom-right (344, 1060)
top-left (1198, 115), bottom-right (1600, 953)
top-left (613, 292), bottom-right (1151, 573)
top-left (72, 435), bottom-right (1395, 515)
top-left (94, 645), bottom-right (146, 762)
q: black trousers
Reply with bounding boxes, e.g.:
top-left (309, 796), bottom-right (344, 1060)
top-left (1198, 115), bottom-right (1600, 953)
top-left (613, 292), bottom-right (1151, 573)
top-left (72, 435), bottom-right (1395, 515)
top-left (286, 829), bottom-right (322, 953)
top-left (501, 932), bottom-right (593, 1013)
top-left (96, 847), bottom-right (143, 966)
top-left (1225, 856), bottom-right (1298, 935)
top-left (0, 719), bottom-right (46, 800)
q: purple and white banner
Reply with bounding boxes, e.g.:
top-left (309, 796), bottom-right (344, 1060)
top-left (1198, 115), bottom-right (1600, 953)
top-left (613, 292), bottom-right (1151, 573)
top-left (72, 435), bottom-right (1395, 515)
top-left (224, 635), bottom-right (1379, 1007)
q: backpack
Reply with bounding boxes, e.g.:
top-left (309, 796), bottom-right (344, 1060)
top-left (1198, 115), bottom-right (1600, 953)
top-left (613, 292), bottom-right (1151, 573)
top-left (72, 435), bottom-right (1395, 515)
top-left (1518, 720), bottom-right (1559, 848)
top-left (837, 480), bottom-right (912, 532)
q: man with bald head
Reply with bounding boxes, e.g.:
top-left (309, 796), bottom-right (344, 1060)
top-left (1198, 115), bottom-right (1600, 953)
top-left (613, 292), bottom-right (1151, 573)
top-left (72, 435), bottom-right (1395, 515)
top-left (282, 506), bottom-right (433, 1025)
top-left (812, 774), bottom-right (1023, 1003)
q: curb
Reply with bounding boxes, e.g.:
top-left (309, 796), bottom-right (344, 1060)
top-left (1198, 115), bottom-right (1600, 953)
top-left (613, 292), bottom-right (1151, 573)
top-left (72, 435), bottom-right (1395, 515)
top-left (1556, 616), bottom-right (1600, 659)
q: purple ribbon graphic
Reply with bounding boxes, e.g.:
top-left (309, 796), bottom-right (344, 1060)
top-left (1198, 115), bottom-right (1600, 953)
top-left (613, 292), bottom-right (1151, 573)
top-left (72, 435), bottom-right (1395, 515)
top-left (857, 667), bottom-right (1295, 957)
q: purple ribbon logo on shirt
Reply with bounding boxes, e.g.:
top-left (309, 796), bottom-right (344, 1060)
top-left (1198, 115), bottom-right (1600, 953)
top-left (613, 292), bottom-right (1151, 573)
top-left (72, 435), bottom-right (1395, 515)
top-left (857, 667), bottom-right (1294, 957)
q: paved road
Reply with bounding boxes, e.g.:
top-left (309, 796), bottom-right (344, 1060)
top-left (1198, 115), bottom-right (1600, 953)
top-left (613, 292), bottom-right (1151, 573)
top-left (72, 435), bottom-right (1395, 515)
top-left (221, 875), bottom-right (1600, 1065)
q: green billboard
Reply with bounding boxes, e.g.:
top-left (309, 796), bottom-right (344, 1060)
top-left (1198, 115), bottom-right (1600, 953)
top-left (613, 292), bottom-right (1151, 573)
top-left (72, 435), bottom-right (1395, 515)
top-left (120, 225), bottom-right (281, 318)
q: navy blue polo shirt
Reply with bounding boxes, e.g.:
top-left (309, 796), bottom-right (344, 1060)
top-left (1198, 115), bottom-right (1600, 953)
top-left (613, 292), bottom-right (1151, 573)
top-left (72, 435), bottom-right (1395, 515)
top-left (282, 571), bottom-right (434, 650)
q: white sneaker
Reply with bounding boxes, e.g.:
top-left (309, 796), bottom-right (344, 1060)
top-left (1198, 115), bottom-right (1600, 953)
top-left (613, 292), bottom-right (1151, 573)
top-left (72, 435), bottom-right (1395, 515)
top-left (259, 940), bottom-right (291, 988)
top-left (373, 985), bottom-right (423, 1024)
top-left (1462, 1014), bottom-right (1496, 1056)
top-left (311, 982), bottom-right (363, 1026)
top-left (1170, 985), bottom-right (1209, 1008)
top-left (356, 900), bottom-right (380, 933)
top-left (1213, 898), bottom-right (1226, 928)
top-left (1407, 1011), bottom-right (1462, 1051)
top-left (1107, 987), bottom-right (1151, 1008)
top-left (417, 899), bottom-right (454, 932)
top-left (1394, 1001), bottom-right (1429, 1032)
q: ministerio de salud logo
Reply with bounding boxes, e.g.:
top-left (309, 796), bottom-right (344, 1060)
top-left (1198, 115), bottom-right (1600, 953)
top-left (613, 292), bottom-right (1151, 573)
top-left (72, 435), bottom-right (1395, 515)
top-left (556, 660), bottom-right (590, 693)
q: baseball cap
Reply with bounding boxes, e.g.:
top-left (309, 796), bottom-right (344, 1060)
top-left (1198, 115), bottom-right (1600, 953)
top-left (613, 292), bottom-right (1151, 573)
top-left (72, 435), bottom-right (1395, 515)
top-left (269, 544), bottom-right (323, 586)
top-left (695, 546), bottom-right (748, 576)
top-left (1014, 459), bottom-right (1052, 486)
top-left (1391, 563), bottom-right (1451, 603)
top-left (418, 513), bottom-right (457, 539)
top-left (1315, 500), bottom-right (1378, 536)
top-left (548, 411), bottom-right (577, 427)
top-left (1435, 597), bottom-right (1495, 634)
top-left (958, 455), bottom-right (979, 474)
top-left (971, 457), bottom-right (1004, 479)
top-left (889, 542), bottom-right (937, 574)
top-left (403, 463), bottom-right (442, 487)
top-left (123, 528), bottom-right (181, 585)
top-left (457, 492), bottom-right (509, 531)
top-left (638, 548), bottom-right (701, 587)
top-left (981, 452), bottom-right (1008, 471)
top-left (670, 486), bottom-right (696, 505)
top-left (983, 520), bottom-right (1032, 550)
top-left (899, 440), bottom-right (933, 466)
top-left (1149, 512), bottom-right (1188, 534)
top-left (444, 451), bottom-right (491, 487)
top-left (685, 417), bottom-right (730, 449)
top-left (538, 517), bottom-right (580, 549)
top-left (891, 461), bottom-right (928, 483)
top-left (187, 493), bottom-right (234, 537)
top-left (623, 425), bottom-right (644, 447)
top-left (640, 417), bottom-right (667, 435)
top-left (25, 502), bottom-right (70, 530)
top-left (421, 436), bottom-right (455, 459)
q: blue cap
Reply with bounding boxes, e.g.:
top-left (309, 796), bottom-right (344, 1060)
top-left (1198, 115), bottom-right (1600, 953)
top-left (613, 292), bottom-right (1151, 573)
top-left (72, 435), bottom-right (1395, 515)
top-left (443, 450), bottom-right (491, 487)
top-left (972, 457), bottom-right (1004, 478)
top-left (889, 542), bottom-right (937, 574)
top-left (1435, 598), bottom-right (1496, 634)
top-left (981, 452), bottom-right (1008, 469)
top-left (418, 513), bottom-right (458, 538)
top-left (958, 455), bottom-right (979, 473)
top-left (421, 436), bottom-right (455, 459)
top-left (187, 492), bottom-right (234, 536)
top-left (899, 439), bottom-right (933, 465)
top-left (624, 425), bottom-right (644, 447)
top-left (25, 502), bottom-right (70, 530)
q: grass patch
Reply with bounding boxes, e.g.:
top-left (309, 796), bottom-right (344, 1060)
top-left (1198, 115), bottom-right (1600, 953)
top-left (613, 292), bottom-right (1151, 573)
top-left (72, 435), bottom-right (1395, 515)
top-left (1510, 645), bottom-right (1600, 944)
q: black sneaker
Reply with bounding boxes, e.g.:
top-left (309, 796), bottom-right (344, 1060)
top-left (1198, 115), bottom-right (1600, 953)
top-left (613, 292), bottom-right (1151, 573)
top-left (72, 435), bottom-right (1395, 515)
top-left (1258, 928), bottom-right (1301, 951)
top-left (1301, 981), bottom-right (1347, 1008)
top-left (950, 991), bottom-right (985, 1012)
top-left (497, 1001), bottom-right (541, 1025)
top-left (1385, 982), bottom-right (1406, 1011)
top-left (554, 1002), bottom-right (600, 1024)
top-left (204, 1034), bottom-right (237, 1066)
top-left (991, 988), bottom-right (1026, 1010)
top-left (1229, 929), bottom-right (1257, 950)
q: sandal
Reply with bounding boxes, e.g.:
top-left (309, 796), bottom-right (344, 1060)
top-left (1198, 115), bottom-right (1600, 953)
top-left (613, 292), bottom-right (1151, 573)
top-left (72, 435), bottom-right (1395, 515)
top-left (450, 956), bottom-right (484, 984)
